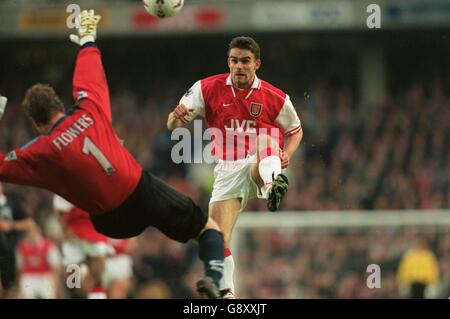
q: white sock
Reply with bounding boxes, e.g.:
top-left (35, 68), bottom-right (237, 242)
top-left (219, 249), bottom-right (235, 292)
top-left (258, 155), bottom-right (281, 197)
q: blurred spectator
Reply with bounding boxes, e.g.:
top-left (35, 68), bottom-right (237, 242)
top-left (0, 182), bottom-right (36, 298)
top-left (396, 237), bottom-right (439, 298)
top-left (104, 238), bottom-right (136, 299)
top-left (53, 195), bottom-right (115, 299)
top-left (16, 226), bottom-right (61, 299)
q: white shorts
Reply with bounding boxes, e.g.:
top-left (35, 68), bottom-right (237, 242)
top-left (209, 155), bottom-right (263, 212)
top-left (103, 254), bottom-right (133, 286)
top-left (61, 238), bottom-right (115, 266)
top-left (20, 274), bottom-right (56, 299)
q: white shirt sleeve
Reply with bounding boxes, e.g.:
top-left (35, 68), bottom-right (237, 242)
top-left (275, 95), bottom-right (302, 136)
top-left (47, 244), bottom-right (61, 268)
top-left (179, 80), bottom-right (205, 123)
top-left (53, 195), bottom-right (73, 213)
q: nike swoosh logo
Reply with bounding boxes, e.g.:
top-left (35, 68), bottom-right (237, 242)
top-left (222, 103), bottom-right (233, 107)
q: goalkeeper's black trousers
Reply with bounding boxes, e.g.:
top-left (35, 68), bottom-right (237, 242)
top-left (90, 170), bottom-right (208, 243)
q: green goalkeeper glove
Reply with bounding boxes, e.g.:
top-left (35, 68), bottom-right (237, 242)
top-left (69, 9), bottom-right (102, 46)
top-left (0, 94), bottom-right (7, 120)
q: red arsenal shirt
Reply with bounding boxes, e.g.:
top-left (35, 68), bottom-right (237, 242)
top-left (0, 47), bottom-right (142, 215)
top-left (180, 74), bottom-right (301, 160)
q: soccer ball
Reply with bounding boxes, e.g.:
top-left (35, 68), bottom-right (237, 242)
top-left (143, 0), bottom-right (184, 18)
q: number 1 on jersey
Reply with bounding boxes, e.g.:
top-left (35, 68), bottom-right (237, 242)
top-left (82, 137), bottom-right (116, 176)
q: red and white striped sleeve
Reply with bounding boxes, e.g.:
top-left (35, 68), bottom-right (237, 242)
top-left (178, 80), bottom-right (205, 124)
top-left (275, 95), bottom-right (302, 136)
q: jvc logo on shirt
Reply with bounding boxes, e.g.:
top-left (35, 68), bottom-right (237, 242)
top-left (170, 119), bottom-right (280, 164)
top-left (224, 119), bottom-right (257, 133)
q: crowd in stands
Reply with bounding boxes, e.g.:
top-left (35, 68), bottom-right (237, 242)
top-left (236, 227), bottom-right (450, 298)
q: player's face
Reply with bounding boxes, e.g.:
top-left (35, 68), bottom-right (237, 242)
top-left (228, 48), bottom-right (261, 89)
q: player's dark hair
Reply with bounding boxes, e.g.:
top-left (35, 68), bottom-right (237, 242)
top-left (228, 36), bottom-right (260, 60)
top-left (22, 83), bottom-right (64, 125)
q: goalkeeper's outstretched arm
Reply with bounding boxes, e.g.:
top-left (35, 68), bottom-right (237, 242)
top-left (70, 9), bottom-right (113, 122)
top-left (69, 9), bottom-right (101, 47)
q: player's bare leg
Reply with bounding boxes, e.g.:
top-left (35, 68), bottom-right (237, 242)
top-left (251, 134), bottom-right (289, 212)
top-left (86, 256), bottom-right (107, 299)
top-left (209, 199), bottom-right (241, 298)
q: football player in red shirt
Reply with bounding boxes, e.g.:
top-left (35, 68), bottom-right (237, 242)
top-left (0, 10), bottom-right (223, 299)
top-left (167, 36), bottom-right (303, 298)
top-left (54, 194), bottom-right (114, 299)
top-left (16, 227), bottom-right (61, 299)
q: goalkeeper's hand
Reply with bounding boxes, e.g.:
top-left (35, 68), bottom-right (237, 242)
top-left (0, 94), bottom-right (7, 120)
top-left (69, 9), bottom-right (101, 46)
